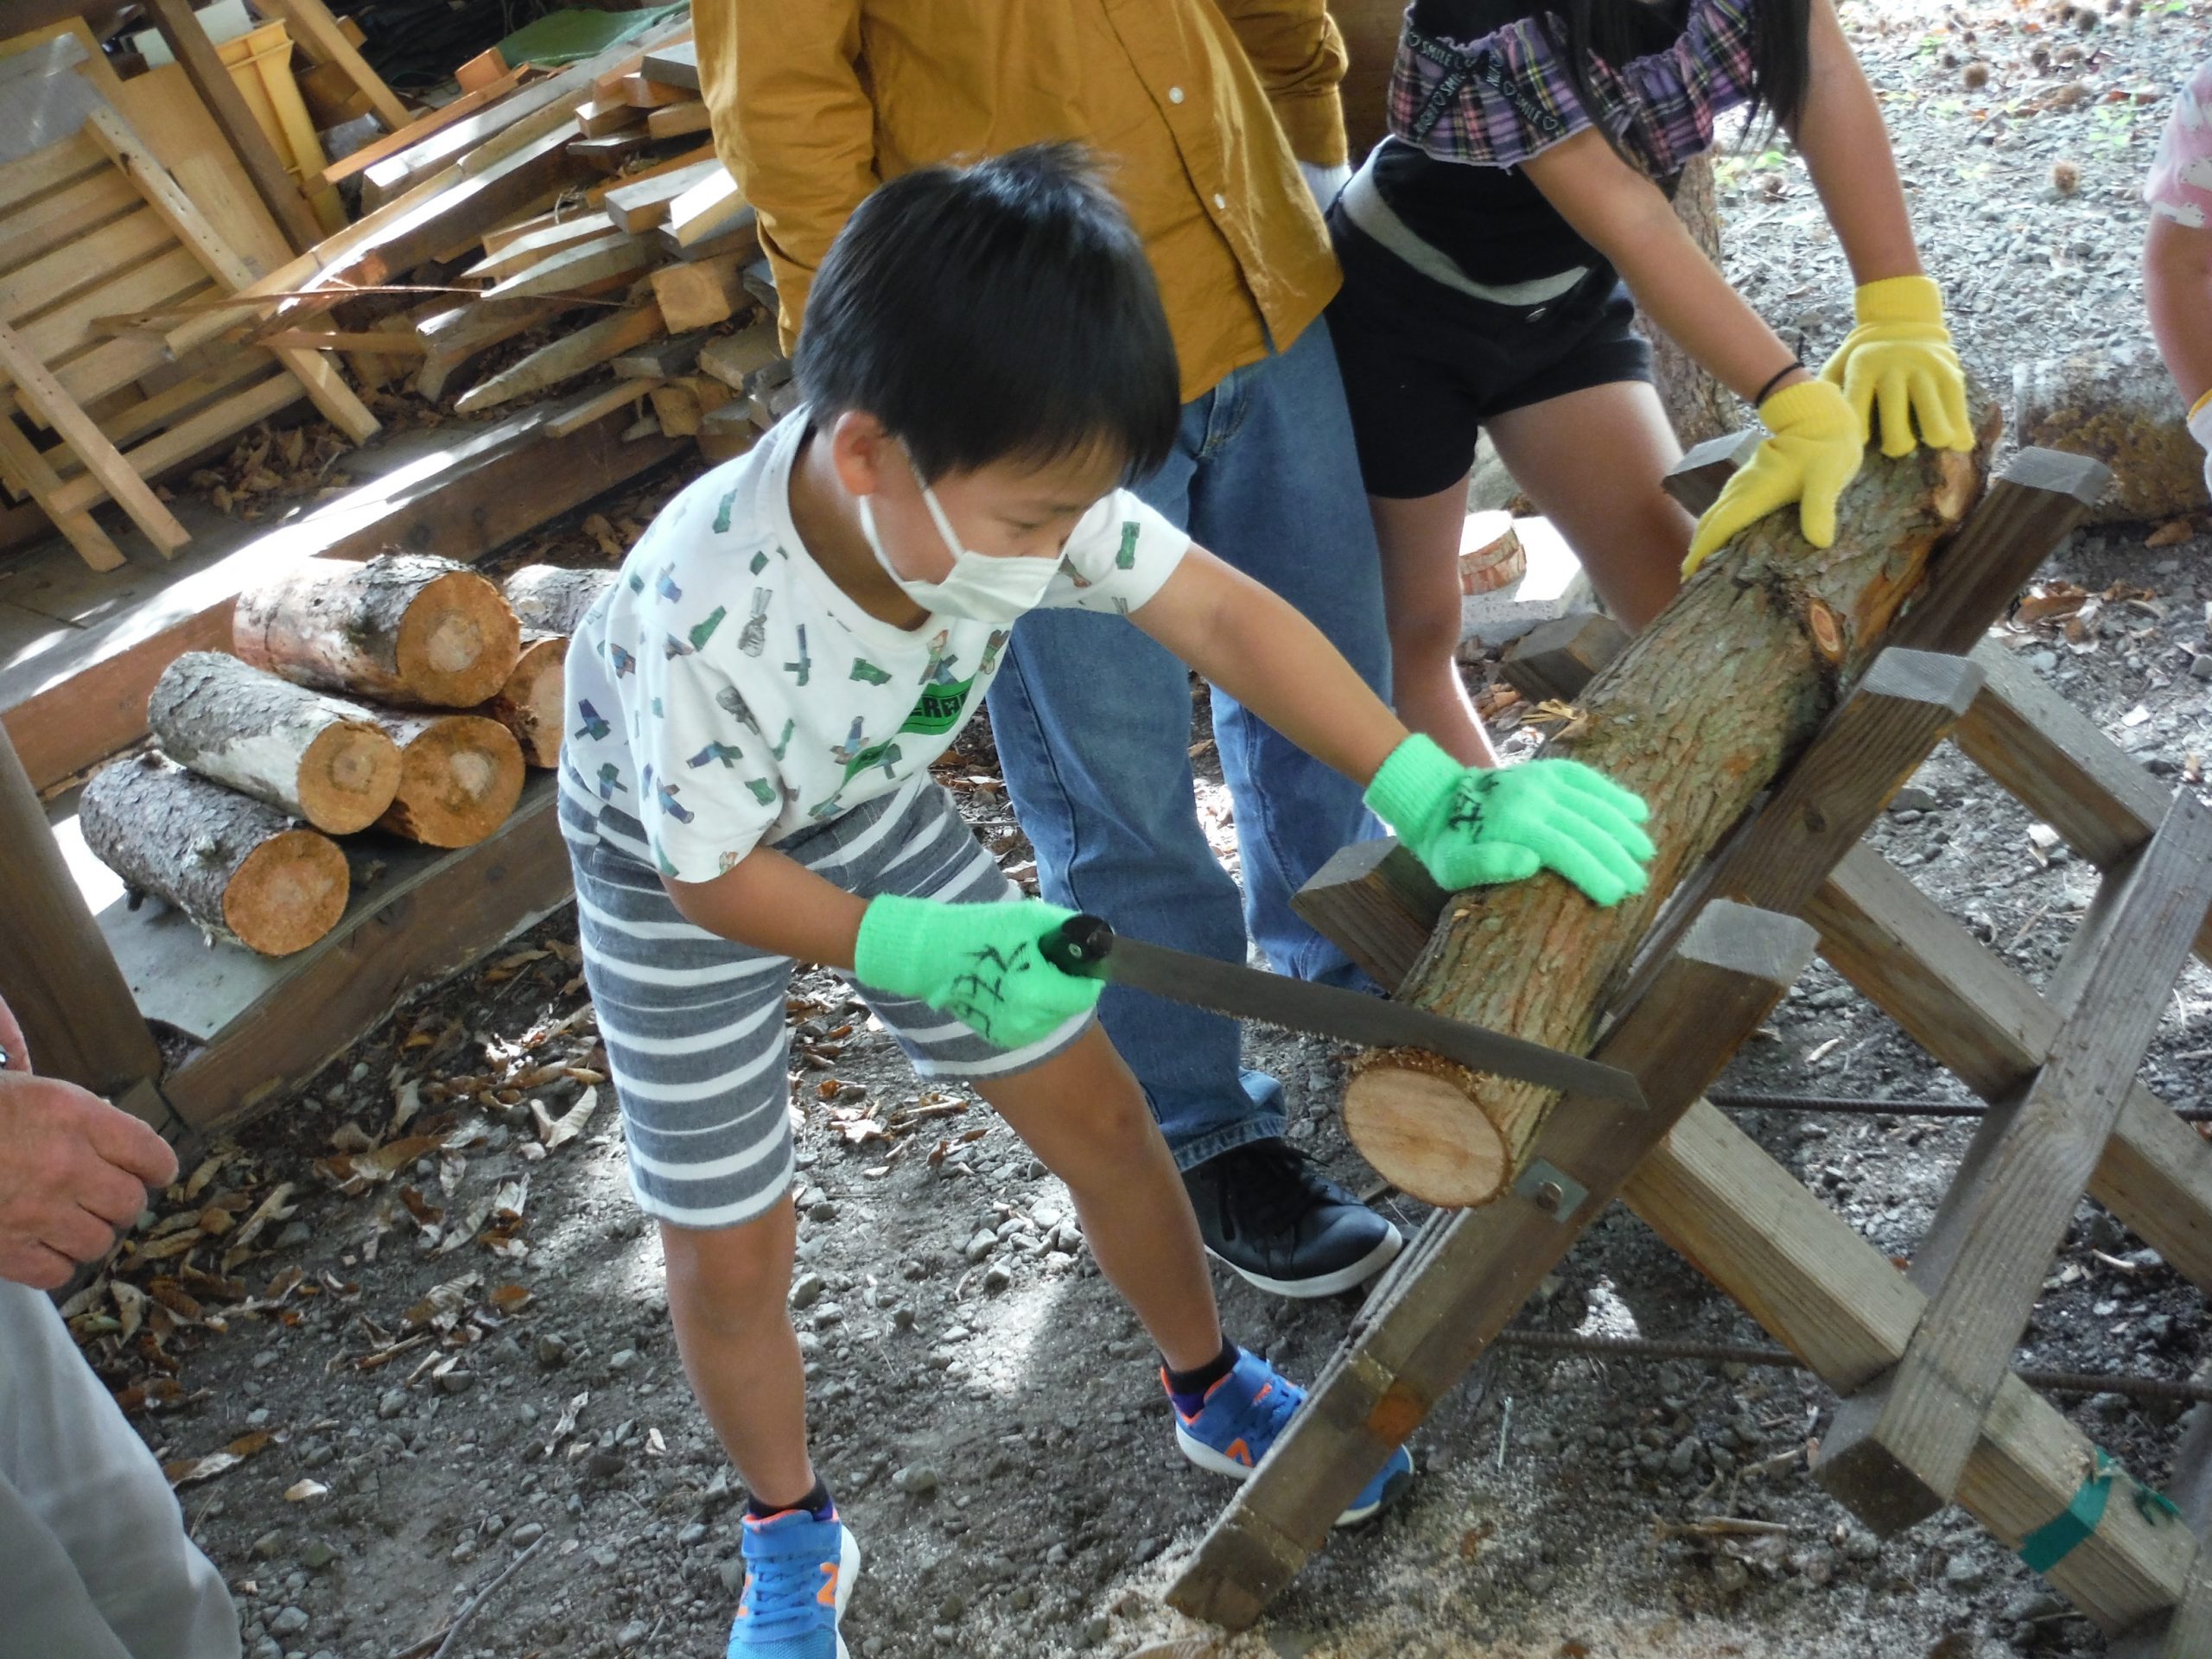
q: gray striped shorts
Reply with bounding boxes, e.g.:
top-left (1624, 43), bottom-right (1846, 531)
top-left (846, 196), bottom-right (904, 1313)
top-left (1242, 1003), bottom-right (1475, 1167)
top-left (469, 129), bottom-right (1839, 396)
top-left (560, 772), bottom-right (1092, 1230)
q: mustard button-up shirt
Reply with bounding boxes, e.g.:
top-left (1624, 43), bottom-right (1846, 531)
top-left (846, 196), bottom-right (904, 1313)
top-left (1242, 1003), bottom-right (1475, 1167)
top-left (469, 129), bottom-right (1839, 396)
top-left (696, 0), bottom-right (1351, 404)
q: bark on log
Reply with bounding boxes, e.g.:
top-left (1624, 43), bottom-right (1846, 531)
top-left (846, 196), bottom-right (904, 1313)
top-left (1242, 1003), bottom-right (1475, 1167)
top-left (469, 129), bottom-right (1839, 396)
top-left (79, 753), bottom-right (350, 957)
top-left (234, 553), bottom-right (523, 709)
top-left (2013, 349), bottom-right (2206, 525)
top-left (480, 631), bottom-right (568, 768)
top-left (1342, 404), bottom-right (1998, 1207)
top-left (1643, 157), bottom-right (1737, 449)
top-left (501, 564), bottom-right (613, 636)
top-left (147, 652), bottom-right (403, 834)
top-left (374, 710), bottom-right (525, 847)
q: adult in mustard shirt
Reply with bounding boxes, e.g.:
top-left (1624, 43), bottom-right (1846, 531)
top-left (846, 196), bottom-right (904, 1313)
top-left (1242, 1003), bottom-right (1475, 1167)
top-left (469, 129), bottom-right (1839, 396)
top-left (698, 0), bottom-right (1403, 1298)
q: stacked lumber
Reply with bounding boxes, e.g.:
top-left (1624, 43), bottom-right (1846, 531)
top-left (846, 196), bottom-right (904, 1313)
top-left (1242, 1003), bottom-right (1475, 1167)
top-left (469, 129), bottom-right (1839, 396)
top-left (0, 28), bottom-right (378, 570)
top-left (79, 557), bottom-right (603, 956)
top-left (162, 18), bottom-right (797, 472)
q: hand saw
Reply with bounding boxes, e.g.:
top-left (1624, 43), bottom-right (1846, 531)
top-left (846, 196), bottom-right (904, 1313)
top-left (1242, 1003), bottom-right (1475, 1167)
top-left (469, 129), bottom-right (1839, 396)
top-left (1040, 914), bottom-right (1644, 1109)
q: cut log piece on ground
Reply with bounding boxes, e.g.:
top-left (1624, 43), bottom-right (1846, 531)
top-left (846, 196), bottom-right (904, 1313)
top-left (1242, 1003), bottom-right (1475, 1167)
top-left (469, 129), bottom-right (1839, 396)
top-left (502, 565), bottom-right (615, 636)
top-left (79, 752), bottom-right (349, 956)
top-left (1339, 404), bottom-right (1996, 1207)
top-left (453, 302), bottom-right (666, 414)
top-left (234, 553), bottom-right (522, 709)
top-left (372, 710), bottom-right (524, 847)
top-left (148, 651), bottom-right (401, 833)
top-left (2014, 350), bottom-right (2206, 525)
top-left (480, 631), bottom-right (567, 767)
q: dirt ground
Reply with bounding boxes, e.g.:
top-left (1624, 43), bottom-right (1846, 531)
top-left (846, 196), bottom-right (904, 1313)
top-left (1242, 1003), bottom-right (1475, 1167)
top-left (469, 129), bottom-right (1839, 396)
top-left (58, 1), bottom-right (2212, 1656)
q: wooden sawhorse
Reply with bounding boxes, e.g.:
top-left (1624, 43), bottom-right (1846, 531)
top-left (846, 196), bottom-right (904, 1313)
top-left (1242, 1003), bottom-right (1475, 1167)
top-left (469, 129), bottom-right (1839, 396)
top-left (1168, 445), bottom-right (2212, 1652)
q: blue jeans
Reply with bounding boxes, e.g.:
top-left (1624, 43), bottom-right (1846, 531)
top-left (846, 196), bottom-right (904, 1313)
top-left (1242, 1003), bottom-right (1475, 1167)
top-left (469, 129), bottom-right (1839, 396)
top-left (985, 320), bottom-right (1391, 1169)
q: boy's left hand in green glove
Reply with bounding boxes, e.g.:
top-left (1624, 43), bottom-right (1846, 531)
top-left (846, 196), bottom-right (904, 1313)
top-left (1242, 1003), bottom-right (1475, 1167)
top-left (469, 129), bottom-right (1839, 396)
top-left (1364, 734), bottom-right (1656, 907)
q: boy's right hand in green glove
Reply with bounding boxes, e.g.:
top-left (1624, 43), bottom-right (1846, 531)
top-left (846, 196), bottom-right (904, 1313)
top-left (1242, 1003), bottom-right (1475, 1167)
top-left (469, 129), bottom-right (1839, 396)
top-left (854, 894), bottom-right (1101, 1050)
top-left (1683, 378), bottom-right (1864, 577)
top-left (1364, 734), bottom-right (1656, 907)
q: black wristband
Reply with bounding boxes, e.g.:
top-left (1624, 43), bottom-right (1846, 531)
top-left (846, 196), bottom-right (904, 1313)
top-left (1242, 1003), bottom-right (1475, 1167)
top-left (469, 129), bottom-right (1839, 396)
top-left (1751, 360), bottom-right (1804, 408)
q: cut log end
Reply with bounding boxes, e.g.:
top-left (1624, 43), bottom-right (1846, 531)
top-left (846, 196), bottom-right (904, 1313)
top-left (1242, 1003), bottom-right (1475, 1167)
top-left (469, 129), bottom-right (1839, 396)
top-left (482, 633), bottom-right (568, 768)
top-left (224, 829), bottom-right (352, 957)
top-left (298, 719), bottom-right (405, 833)
top-left (396, 571), bottom-right (524, 706)
top-left (378, 713), bottom-right (525, 847)
top-left (1341, 1054), bottom-right (1510, 1209)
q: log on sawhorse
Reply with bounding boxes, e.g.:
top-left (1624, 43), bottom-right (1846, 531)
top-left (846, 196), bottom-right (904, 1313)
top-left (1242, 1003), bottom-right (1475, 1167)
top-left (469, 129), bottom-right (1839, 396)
top-left (1170, 442), bottom-right (2212, 1646)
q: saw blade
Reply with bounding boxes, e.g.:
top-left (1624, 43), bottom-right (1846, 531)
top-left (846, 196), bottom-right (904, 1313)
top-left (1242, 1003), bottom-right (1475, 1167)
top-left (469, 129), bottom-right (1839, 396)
top-left (1043, 916), bottom-right (1644, 1109)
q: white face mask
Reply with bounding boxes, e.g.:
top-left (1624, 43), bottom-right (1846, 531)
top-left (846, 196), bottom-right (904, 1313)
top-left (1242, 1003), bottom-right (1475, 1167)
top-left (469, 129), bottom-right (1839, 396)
top-left (856, 460), bottom-right (1061, 625)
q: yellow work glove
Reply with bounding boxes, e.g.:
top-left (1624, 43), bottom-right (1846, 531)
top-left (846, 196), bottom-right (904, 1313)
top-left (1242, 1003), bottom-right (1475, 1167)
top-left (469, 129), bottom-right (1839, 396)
top-left (1818, 275), bottom-right (1974, 459)
top-left (1682, 378), bottom-right (1862, 576)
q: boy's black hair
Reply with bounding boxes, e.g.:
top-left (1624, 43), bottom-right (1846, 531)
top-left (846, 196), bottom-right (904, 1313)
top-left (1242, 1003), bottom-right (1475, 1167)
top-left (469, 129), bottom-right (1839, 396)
top-left (796, 142), bottom-right (1181, 486)
top-left (1541, 0), bottom-right (1810, 166)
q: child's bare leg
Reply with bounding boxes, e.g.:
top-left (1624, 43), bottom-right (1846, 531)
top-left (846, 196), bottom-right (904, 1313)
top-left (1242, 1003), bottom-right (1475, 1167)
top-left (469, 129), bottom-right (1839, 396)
top-left (975, 1026), bottom-right (1223, 1371)
top-left (1367, 474), bottom-right (1502, 769)
top-left (1484, 380), bottom-right (1693, 633)
top-left (659, 1198), bottom-right (817, 1505)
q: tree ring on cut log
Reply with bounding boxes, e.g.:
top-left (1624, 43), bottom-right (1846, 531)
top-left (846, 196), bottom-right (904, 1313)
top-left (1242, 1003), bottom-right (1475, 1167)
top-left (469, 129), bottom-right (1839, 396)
top-left (298, 721), bottom-right (404, 834)
top-left (395, 571), bottom-right (519, 706)
top-left (1342, 1049), bottom-right (1513, 1209)
top-left (224, 830), bottom-right (351, 956)
top-left (378, 713), bottom-right (525, 848)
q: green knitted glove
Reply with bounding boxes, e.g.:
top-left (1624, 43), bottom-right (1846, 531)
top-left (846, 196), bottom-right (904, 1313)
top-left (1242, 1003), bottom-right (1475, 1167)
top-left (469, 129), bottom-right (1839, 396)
top-left (854, 895), bottom-right (1101, 1049)
top-left (1364, 734), bottom-right (1656, 907)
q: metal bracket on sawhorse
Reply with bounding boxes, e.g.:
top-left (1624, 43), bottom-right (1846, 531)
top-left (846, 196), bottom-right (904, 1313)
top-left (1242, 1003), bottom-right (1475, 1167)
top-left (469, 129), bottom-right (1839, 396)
top-left (1171, 442), bottom-right (2212, 1643)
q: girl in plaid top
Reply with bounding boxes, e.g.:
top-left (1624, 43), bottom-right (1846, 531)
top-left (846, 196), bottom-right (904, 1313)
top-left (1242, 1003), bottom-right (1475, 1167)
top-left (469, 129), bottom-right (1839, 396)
top-left (1325, 0), bottom-right (1972, 766)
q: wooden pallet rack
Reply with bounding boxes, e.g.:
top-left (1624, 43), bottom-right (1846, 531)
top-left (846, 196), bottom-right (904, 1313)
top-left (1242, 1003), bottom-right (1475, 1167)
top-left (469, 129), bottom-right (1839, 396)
top-left (1166, 441), bottom-right (2212, 1655)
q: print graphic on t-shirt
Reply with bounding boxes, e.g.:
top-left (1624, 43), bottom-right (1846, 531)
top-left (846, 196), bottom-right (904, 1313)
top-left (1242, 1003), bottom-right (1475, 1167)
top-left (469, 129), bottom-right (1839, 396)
top-left (715, 683), bottom-right (762, 737)
top-left (594, 762), bottom-right (627, 799)
top-left (1116, 521), bottom-right (1140, 569)
top-left (714, 485), bottom-right (741, 535)
top-left (738, 589), bottom-right (771, 656)
top-left (784, 624), bottom-right (812, 686)
top-left (743, 777), bottom-right (777, 805)
top-left (576, 700), bottom-right (612, 741)
top-left (608, 644), bottom-right (637, 677)
top-left (769, 718), bottom-right (795, 761)
top-left (656, 567), bottom-right (683, 603)
top-left (690, 606), bottom-right (728, 649)
top-left (655, 779), bottom-right (693, 823)
top-left (850, 658), bottom-right (893, 685)
top-left (978, 629), bottom-right (1011, 677)
top-left (689, 741), bottom-right (747, 770)
top-left (663, 632), bottom-right (694, 660)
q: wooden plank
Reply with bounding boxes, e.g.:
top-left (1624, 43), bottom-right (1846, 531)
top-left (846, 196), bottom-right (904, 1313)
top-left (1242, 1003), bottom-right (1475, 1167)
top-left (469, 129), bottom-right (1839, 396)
top-left (452, 302), bottom-right (665, 413)
top-left (641, 40), bottom-right (700, 90)
top-left (82, 106), bottom-right (378, 446)
top-left (545, 376), bottom-right (654, 438)
top-left (0, 208), bottom-right (173, 327)
top-left (0, 168), bottom-right (138, 270)
top-left (0, 394), bottom-right (684, 791)
top-left (575, 96), bottom-right (644, 138)
top-left (0, 721), bottom-right (164, 1100)
top-left (1289, 838), bottom-right (1446, 992)
top-left (0, 320), bottom-right (188, 553)
top-left (162, 778), bottom-right (570, 1131)
top-left (1809, 844), bottom-right (2212, 1305)
top-left (249, 0), bottom-right (411, 132)
top-left (412, 295), bottom-right (576, 404)
top-left (569, 131), bottom-right (652, 175)
top-left (19, 245), bottom-right (208, 369)
top-left (0, 404), bottom-right (124, 571)
top-left (616, 72), bottom-right (691, 109)
top-left (1499, 612), bottom-right (1630, 704)
top-left (103, 60), bottom-right (292, 278)
top-left (582, 139), bottom-right (717, 206)
top-left (645, 99), bottom-right (709, 140)
top-left (480, 231), bottom-right (653, 301)
top-left (461, 211), bottom-right (619, 281)
top-left (649, 247), bottom-right (755, 332)
top-left (1887, 448), bottom-right (2108, 655)
top-left (0, 130), bottom-right (100, 211)
top-left (604, 156), bottom-right (722, 232)
top-left (138, 0), bottom-right (321, 251)
top-left (454, 47), bottom-right (508, 95)
top-left (613, 331), bottom-right (705, 379)
top-left (99, 350), bottom-right (268, 448)
top-left (1816, 795), bottom-right (2212, 1534)
top-left (48, 372), bottom-right (303, 517)
top-left (666, 165), bottom-right (745, 246)
top-left (1168, 901), bottom-right (1817, 1629)
top-left (360, 73), bottom-right (582, 203)
top-left (1634, 1103), bottom-right (2199, 1633)
top-left (314, 66), bottom-right (529, 190)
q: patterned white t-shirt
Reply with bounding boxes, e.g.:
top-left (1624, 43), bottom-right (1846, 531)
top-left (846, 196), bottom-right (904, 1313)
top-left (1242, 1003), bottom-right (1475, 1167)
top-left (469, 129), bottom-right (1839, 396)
top-left (2147, 58), bottom-right (2212, 229)
top-left (562, 410), bottom-right (1191, 881)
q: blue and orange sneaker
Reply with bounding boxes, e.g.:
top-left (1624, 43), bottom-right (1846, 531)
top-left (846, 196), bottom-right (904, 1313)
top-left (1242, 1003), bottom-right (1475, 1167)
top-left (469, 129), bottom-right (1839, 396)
top-left (728, 1505), bottom-right (860, 1659)
top-left (1168, 1349), bottom-right (1414, 1527)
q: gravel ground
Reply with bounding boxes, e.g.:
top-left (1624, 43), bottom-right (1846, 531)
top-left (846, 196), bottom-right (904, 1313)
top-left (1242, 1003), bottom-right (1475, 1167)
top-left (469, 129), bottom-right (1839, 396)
top-left (58, 4), bottom-right (2212, 1656)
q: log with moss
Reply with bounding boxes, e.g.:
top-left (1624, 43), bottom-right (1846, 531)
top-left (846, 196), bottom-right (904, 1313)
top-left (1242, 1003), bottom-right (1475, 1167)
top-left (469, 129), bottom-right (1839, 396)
top-left (2013, 349), bottom-right (2204, 525)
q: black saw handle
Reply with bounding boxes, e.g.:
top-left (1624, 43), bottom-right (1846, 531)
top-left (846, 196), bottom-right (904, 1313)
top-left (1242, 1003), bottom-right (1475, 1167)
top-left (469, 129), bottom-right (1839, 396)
top-left (1041, 913), bottom-right (1116, 978)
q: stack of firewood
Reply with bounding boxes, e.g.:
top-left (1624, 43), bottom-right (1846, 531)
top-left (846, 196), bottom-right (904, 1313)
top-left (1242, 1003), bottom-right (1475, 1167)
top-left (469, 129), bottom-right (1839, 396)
top-left (79, 556), bottom-right (611, 957)
top-left (337, 29), bottom-right (798, 464)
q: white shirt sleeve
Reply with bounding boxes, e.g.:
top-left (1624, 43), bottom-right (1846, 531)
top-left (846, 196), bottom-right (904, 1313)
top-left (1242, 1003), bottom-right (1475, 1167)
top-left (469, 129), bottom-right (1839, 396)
top-left (1039, 491), bottom-right (1190, 617)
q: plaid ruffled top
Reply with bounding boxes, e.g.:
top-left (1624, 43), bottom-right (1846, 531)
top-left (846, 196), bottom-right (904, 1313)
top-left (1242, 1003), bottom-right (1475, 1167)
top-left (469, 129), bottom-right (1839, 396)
top-left (1388, 0), bottom-right (1761, 180)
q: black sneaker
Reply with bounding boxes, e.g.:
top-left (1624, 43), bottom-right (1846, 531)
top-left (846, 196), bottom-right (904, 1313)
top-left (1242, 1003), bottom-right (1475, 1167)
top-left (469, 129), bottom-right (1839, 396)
top-left (1181, 1140), bottom-right (1404, 1299)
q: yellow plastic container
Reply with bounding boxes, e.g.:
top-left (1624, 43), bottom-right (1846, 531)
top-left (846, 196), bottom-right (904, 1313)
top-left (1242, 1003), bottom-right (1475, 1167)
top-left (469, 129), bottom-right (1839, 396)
top-left (218, 20), bottom-right (346, 233)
